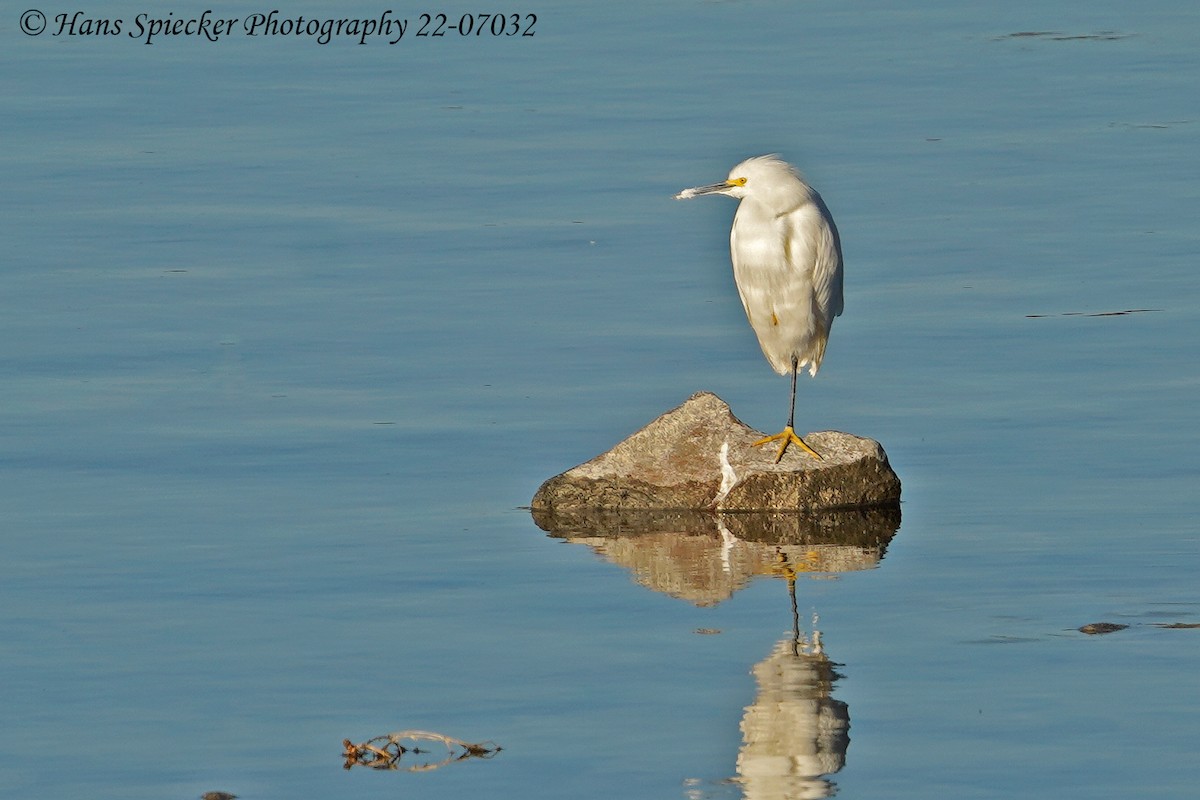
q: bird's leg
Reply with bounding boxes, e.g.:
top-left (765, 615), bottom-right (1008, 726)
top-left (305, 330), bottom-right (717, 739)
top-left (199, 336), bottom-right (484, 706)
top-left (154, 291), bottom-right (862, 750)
top-left (753, 358), bottom-right (822, 463)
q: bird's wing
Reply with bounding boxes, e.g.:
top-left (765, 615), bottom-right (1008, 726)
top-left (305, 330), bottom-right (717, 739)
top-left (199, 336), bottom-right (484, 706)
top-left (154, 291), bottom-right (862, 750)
top-left (806, 192), bottom-right (844, 321)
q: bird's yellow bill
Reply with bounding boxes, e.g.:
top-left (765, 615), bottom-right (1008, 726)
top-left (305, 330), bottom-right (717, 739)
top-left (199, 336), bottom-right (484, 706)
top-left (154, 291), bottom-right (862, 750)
top-left (753, 426), bottom-right (822, 463)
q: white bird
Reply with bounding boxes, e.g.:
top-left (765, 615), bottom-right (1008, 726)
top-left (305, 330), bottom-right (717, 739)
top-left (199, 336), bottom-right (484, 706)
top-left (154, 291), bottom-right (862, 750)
top-left (676, 155), bottom-right (844, 462)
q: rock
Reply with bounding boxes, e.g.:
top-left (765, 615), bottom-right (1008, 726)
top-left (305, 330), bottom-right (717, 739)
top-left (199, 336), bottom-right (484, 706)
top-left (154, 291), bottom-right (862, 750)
top-left (531, 392), bottom-right (901, 513)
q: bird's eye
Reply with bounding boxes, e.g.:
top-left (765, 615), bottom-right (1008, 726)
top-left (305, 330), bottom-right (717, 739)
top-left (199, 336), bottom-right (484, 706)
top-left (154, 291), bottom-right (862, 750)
top-left (727, 177), bottom-right (748, 187)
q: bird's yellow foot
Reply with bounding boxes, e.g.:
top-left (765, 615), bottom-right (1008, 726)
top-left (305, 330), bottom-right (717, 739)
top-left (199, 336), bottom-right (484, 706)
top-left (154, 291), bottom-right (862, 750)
top-left (753, 426), bottom-right (822, 463)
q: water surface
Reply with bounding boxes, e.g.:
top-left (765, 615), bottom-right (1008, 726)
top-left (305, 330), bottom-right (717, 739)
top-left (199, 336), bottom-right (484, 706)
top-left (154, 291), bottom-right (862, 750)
top-left (3, 2), bottom-right (1198, 798)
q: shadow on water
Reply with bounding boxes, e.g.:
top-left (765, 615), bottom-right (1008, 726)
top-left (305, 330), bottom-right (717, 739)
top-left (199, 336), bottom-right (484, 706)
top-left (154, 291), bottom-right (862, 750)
top-left (532, 506), bottom-right (900, 797)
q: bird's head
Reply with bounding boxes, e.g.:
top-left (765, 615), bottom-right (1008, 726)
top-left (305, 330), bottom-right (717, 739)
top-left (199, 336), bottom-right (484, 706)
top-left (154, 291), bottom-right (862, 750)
top-left (674, 154), bottom-right (805, 203)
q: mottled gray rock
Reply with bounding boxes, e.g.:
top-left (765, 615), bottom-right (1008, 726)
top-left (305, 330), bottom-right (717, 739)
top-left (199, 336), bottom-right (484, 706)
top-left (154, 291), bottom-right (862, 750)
top-left (531, 392), bottom-right (901, 513)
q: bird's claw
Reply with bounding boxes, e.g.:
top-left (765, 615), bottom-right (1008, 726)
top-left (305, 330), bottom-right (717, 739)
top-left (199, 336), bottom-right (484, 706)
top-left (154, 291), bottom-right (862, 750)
top-left (753, 426), bottom-right (822, 463)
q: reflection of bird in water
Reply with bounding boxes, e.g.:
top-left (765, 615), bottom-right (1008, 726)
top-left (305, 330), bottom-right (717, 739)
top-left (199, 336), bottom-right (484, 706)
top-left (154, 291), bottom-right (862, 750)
top-left (738, 635), bottom-right (848, 799)
top-left (736, 572), bottom-right (848, 799)
top-left (676, 156), bottom-right (844, 463)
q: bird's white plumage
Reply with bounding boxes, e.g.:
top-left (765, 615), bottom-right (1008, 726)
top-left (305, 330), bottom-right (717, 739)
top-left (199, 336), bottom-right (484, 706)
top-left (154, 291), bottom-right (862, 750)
top-left (677, 155), bottom-right (843, 376)
top-left (675, 154), bottom-right (843, 462)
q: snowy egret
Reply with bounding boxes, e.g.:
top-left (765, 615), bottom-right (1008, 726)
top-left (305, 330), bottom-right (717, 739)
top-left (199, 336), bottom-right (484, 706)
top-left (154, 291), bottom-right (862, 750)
top-left (675, 155), bottom-right (844, 462)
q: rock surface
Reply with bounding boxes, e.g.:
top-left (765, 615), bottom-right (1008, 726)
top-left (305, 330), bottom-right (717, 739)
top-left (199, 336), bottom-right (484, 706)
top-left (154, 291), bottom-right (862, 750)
top-left (531, 392), bottom-right (901, 512)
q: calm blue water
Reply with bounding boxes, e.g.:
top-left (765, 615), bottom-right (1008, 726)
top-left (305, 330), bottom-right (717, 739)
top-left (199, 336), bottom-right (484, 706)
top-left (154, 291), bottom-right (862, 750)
top-left (3, 2), bottom-right (1198, 798)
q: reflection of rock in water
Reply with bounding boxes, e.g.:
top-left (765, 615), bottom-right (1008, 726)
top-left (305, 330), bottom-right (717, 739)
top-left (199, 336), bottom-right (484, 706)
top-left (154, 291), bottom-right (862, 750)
top-left (533, 507), bottom-right (900, 606)
top-left (738, 632), bottom-right (849, 800)
top-left (568, 529), bottom-right (762, 606)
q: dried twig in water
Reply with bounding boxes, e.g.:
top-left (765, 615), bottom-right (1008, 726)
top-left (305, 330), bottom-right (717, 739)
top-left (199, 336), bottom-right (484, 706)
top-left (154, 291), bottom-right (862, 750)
top-left (343, 730), bottom-right (501, 771)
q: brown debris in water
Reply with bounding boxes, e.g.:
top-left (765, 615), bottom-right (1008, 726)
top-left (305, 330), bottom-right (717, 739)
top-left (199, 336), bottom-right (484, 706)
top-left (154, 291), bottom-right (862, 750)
top-left (343, 730), bottom-right (501, 771)
top-left (1078, 622), bottom-right (1128, 635)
